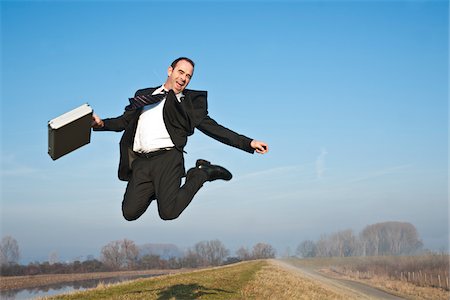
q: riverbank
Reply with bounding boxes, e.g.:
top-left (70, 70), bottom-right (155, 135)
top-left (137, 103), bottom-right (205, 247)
top-left (0, 269), bottom-right (193, 291)
top-left (45, 260), bottom-right (348, 299)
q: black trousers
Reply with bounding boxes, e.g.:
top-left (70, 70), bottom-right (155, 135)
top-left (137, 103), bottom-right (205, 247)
top-left (122, 149), bottom-right (208, 221)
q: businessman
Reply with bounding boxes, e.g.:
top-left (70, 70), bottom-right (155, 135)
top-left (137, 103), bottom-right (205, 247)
top-left (92, 57), bottom-right (268, 221)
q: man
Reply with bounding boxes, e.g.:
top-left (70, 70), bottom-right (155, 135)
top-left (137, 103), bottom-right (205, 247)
top-left (92, 57), bottom-right (268, 221)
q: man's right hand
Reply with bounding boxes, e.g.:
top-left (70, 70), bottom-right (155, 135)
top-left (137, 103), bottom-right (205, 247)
top-left (91, 113), bottom-right (104, 128)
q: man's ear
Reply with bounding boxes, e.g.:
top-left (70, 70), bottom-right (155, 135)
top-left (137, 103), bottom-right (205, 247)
top-left (167, 66), bottom-right (173, 77)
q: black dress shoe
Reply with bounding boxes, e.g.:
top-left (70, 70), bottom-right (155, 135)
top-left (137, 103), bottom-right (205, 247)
top-left (196, 159), bottom-right (232, 181)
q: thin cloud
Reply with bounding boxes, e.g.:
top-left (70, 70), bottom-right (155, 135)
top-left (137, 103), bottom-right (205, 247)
top-left (316, 147), bottom-right (328, 179)
top-left (346, 164), bottom-right (413, 184)
top-left (237, 163), bottom-right (313, 181)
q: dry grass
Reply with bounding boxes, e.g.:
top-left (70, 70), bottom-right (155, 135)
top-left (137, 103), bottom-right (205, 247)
top-left (44, 261), bottom-right (265, 299)
top-left (323, 269), bottom-right (450, 300)
top-left (332, 254), bottom-right (449, 287)
top-left (366, 275), bottom-right (449, 300)
top-left (241, 260), bottom-right (347, 300)
top-left (327, 254), bottom-right (449, 300)
top-left (287, 256), bottom-right (450, 300)
top-left (42, 260), bottom-right (357, 299)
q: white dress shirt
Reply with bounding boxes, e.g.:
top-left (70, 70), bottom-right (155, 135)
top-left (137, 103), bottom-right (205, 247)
top-left (133, 85), bottom-right (184, 153)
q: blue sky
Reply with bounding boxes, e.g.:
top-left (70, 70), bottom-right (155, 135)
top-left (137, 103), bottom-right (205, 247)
top-left (1, 0), bottom-right (448, 263)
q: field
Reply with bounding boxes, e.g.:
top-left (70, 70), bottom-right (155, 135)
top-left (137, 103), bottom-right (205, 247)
top-left (43, 260), bottom-right (348, 300)
top-left (2, 256), bottom-right (447, 299)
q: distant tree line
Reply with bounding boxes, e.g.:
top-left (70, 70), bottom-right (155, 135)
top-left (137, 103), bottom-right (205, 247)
top-left (296, 221), bottom-right (423, 258)
top-left (0, 257), bottom-right (108, 276)
top-left (99, 239), bottom-right (276, 270)
top-left (0, 236), bottom-right (276, 276)
top-left (2, 221), bottom-right (425, 276)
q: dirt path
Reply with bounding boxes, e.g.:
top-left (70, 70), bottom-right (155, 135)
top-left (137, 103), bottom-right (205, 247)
top-left (275, 260), bottom-right (405, 300)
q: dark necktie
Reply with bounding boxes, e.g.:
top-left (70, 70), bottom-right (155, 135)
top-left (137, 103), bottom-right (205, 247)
top-left (125, 90), bottom-right (168, 111)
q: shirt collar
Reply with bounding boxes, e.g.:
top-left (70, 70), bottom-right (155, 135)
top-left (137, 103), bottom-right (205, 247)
top-left (154, 84), bottom-right (184, 102)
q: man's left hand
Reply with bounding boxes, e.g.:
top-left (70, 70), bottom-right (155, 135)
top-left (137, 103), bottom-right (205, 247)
top-left (251, 140), bottom-right (269, 154)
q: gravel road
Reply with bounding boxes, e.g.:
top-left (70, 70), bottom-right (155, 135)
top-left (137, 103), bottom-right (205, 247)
top-left (276, 260), bottom-right (405, 300)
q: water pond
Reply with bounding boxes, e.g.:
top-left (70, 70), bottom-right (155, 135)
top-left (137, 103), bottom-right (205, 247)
top-left (0, 274), bottom-right (161, 300)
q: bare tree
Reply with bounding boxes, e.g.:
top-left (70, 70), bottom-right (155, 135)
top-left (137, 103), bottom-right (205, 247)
top-left (101, 239), bottom-right (140, 270)
top-left (181, 248), bottom-right (201, 268)
top-left (207, 240), bottom-right (229, 266)
top-left (360, 224), bottom-right (381, 256)
top-left (296, 240), bottom-right (317, 258)
top-left (315, 235), bottom-right (331, 257)
top-left (252, 243), bottom-right (276, 259)
top-left (194, 241), bottom-right (209, 266)
top-left (139, 243), bottom-right (182, 259)
top-left (194, 240), bottom-right (229, 266)
top-left (387, 222), bottom-right (423, 255)
top-left (140, 254), bottom-right (163, 269)
top-left (360, 222), bottom-right (422, 256)
top-left (298, 221), bottom-right (423, 258)
top-left (121, 239), bottom-right (139, 269)
top-left (329, 230), bottom-right (357, 257)
top-left (0, 236), bottom-right (20, 265)
top-left (101, 240), bottom-right (124, 270)
top-left (236, 246), bottom-right (252, 261)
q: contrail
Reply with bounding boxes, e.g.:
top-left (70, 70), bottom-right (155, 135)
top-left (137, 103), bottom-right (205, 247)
top-left (316, 147), bottom-right (328, 179)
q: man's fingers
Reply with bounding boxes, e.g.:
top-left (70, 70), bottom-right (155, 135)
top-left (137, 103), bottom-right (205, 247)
top-left (251, 140), bottom-right (268, 154)
top-left (257, 144), bottom-right (268, 153)
top-left (91, 114), bottom-right (104, 128)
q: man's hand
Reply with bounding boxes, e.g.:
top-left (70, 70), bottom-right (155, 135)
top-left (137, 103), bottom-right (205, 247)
top-left (92, 113), bottom-right (104, 129)
top-left (250, 140), bottom-right (269, 154)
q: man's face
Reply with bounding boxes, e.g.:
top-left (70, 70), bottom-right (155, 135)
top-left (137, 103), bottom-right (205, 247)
top-left (165, 60), bottom-right (194, 94)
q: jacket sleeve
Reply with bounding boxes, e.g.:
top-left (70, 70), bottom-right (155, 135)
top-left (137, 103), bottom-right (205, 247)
top-left (197, 116), bottom-right (254, 153)
top-left (93, 110), bottom-right (138, 132)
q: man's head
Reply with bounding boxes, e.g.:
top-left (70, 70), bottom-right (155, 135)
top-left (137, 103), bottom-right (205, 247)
top-left (165, 57), bottom-right (195, 94)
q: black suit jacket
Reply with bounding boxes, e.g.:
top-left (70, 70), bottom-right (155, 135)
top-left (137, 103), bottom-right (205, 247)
top-left (95, 87), bottom-right (254, 181)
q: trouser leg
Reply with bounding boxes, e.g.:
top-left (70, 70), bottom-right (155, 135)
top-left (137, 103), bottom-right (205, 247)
top-left (122, 157), bottom-right (156, 221)
top-left (122, 149), bottom-right (209, 221)
top-left (154, 150), bottom-right (208, 220)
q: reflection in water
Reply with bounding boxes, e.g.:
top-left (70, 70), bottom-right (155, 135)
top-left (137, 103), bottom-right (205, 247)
top-left (0, 274), bottom-right (161, 300)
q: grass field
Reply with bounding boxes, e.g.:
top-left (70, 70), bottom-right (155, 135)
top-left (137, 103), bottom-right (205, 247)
top-left (32, 256), bottom-right (449, 299)
top-left (43, 260), bottom-right (346, 300)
